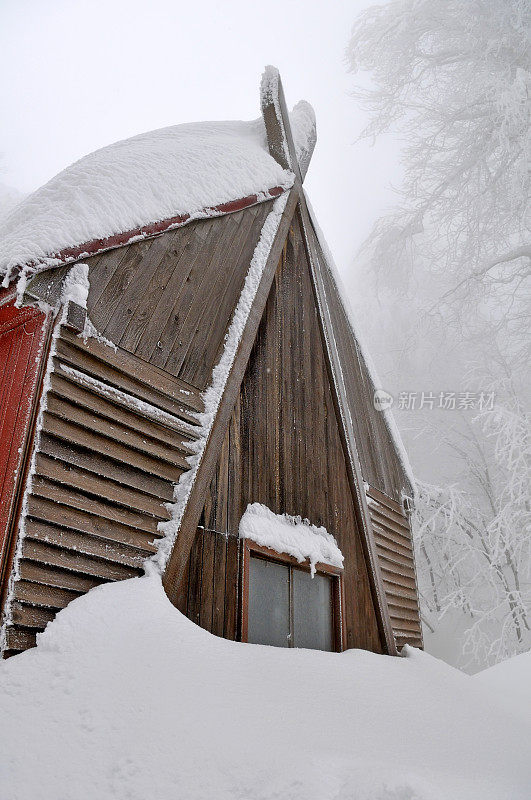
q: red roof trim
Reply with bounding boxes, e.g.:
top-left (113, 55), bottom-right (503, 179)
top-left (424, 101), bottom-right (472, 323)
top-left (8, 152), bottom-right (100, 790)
top-left (28, 186), bottom-right (285, 272)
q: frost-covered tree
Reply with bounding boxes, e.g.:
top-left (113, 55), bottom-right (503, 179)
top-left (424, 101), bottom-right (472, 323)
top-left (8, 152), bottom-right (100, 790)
top-left (348, 0), bottom-right (531, 668)
top-left (347, 0), bottom-right (530, 328)
top-left (413, 380), bottom-right (531, 669)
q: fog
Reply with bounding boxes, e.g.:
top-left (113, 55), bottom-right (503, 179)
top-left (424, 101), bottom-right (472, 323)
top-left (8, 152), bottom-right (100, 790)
top-left (0, 0), bottom-right (398, 281)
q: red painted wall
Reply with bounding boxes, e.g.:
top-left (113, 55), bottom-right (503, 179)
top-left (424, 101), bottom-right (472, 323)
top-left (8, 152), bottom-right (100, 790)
top-left (0, 299), bottom-right (49, 588)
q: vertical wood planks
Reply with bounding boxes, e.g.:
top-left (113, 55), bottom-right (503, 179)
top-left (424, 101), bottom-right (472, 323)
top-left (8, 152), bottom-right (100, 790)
top-left (174, 216), bottom-right (386, 652)
top-left (86, 201), bottom-right (275, 391)
top-left (0, 303), bottom-right (50, 607)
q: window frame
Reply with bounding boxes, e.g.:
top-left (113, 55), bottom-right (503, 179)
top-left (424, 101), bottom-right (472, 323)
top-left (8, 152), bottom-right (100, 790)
top-left (240, 539), bottom-right (346, 652)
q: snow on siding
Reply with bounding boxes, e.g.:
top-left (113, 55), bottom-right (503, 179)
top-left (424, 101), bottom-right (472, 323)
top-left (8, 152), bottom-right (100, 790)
top-left (153, 192), bottom-right (289, 571)
top-left (239, 503), bottom-right (344, 575)
top-left (58, 363), bottom-right (199, 438)
top-left (60, 263), bottom-right (90, 309)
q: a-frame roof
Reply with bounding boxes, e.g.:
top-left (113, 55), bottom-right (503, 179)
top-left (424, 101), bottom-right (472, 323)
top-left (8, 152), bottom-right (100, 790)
top-left (160, 68), bottom-right (413, 655)
top-left (1, 68), bottom-right (415, 657)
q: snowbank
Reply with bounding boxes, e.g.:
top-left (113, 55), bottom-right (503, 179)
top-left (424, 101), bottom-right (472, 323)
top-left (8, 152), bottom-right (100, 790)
top-left (1, 574), bottom-right (529, 800)
top-left (239, 502), bottom-right (344, 575)
top-left (474, 650), bottom-right (531, 724)
top-left (0, 104), bottom-right (313, 286)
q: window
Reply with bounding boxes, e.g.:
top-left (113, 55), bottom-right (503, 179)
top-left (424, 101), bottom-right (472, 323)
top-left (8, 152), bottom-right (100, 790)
top-left (241, 541), bottom-right (344, 652)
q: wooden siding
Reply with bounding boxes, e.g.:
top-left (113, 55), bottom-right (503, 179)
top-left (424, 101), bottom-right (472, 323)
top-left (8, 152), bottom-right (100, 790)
top-left (3, 324), bottom-right (203, 657)
top-left (174, 216), bottom-right (383, 652)
top-left (305, 218), bottom-right (410, 503)
top-left (4, 196), bottom-right (420, 658)
top-left (84, 201), bottom-right (273, 390)
top-left (366, 485), bottom-right (423, 650)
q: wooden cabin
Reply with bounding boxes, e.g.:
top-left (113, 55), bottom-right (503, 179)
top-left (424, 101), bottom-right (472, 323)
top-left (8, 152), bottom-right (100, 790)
top-left (0, 69), bottom-right (422, 659)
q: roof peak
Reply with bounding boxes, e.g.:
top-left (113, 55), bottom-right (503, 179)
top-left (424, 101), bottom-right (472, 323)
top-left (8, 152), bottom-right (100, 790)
top-left (0, 70), bottom-right (316, 293)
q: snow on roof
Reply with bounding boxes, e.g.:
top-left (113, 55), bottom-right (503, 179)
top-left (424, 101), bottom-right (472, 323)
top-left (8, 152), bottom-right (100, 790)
top-left (1, 573), bottom-right (529, 800)
top-left (0, 105), bottom-right (313, 287)
top-left (0, 183), bottom-right (24, 222)
top-left (239, 502), bottom-right (344, 575)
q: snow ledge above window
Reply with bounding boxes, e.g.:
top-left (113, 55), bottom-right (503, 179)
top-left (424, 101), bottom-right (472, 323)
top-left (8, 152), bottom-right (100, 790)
top-left (239, 503), bottom-right (344, 576)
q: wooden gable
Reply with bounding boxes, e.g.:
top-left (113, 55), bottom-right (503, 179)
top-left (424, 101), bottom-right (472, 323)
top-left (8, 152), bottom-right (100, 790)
top-left (164, 70), bottom-right (420, 653)
top-left (0, 189), bottom-right (294, 657)
top-left (84, 201), bottom-right (273, 389)
top-left (171, 214), bottom-right (383, 652)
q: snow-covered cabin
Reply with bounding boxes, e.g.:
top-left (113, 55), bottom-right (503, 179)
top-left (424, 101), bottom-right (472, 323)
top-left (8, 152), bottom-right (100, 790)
top-left (0, 69), bottom-right (422, 658)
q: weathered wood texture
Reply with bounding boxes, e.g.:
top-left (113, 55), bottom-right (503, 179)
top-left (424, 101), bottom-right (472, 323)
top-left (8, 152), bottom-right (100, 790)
top-left (305, 217), bottom-right (411, 503)
top-left (366, 485), bottom-right (423, 650)
top-left (174, 216), bottom-right (384, 652)
top-left (3, 325), bottom-right (203, 657)
top-left (4, 192), bottom-right (419, 657)
top-left (0, 302), bottom-right (50, 608)
top-left (84, 201), bottom-right (274, 390)
top-left (161, 188), bottom-right (299, 595)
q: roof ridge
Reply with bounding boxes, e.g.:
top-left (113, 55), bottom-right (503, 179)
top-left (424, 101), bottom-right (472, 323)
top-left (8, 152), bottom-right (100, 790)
top-left (16, 185), bottom-right (286, 278)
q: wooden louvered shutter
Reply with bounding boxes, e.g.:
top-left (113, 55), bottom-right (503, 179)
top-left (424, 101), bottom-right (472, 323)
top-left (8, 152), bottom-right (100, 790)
top-left (365, 485), bottom-right (423, 650)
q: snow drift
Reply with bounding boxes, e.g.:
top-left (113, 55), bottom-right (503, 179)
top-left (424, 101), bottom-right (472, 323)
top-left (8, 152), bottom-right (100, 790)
top-left (0, 573), bottom-right (529, 800)
top-left (474, 650), bottom-right (531, 724)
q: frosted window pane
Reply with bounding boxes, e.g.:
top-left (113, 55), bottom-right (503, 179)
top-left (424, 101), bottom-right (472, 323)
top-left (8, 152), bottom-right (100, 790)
top-left (248, 556), bottom-right (290, 647)
top-left (292, 569), bottom-right (333, 651)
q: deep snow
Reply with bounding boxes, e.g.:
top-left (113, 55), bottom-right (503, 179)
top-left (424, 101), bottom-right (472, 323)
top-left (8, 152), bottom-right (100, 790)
top-left (0, 572), bottom-right (529, 800)
top-left (474, 650), bottom-right (531, 724)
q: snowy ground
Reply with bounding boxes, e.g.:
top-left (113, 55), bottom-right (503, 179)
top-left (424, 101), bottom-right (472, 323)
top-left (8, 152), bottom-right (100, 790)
top-left (0, 573), bottom-right (529, 800)
top-left (473, 650), bottom-right (531, 725)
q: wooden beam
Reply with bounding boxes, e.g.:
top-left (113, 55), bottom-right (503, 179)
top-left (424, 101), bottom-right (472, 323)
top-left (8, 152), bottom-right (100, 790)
top-left (261, 66), bottom-right (305, 183)
top-left (298, 207), bottom-right (398, 655)
top-left (260, 67), bottom-right (293, 173)
top-left (162, 187), bottom-right (300, 598)
top-left (62, 300), bottom-right (87, 333)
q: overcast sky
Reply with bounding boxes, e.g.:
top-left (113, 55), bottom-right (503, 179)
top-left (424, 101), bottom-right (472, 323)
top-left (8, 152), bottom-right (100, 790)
top-left (0, 0), bottom-right (401, 292)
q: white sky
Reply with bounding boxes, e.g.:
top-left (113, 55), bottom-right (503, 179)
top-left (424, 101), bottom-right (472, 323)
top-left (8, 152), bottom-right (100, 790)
top-left (0, 0), bottom-right (401, 292)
